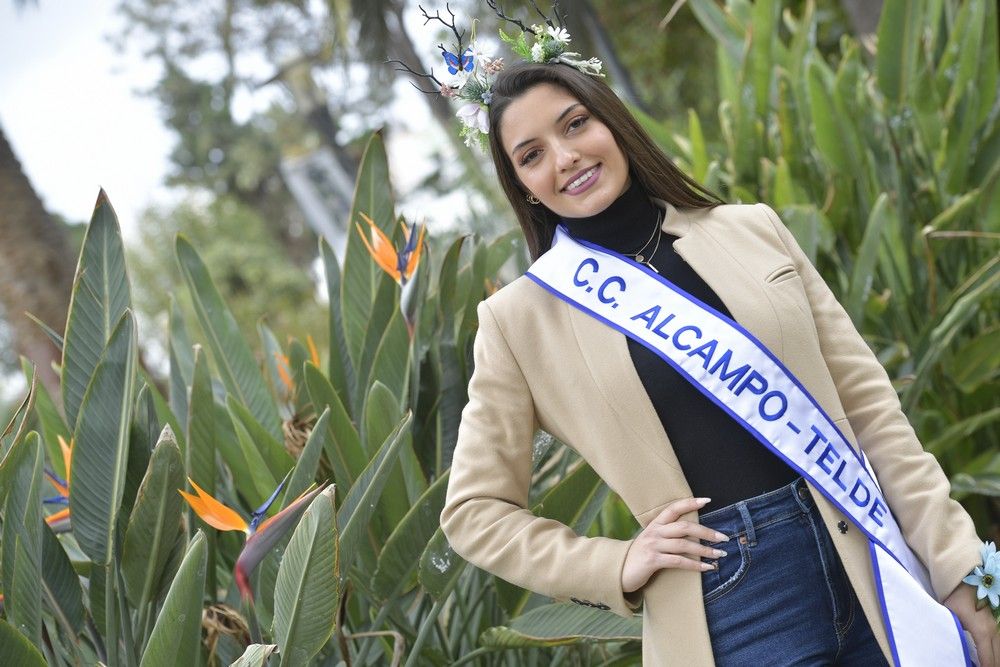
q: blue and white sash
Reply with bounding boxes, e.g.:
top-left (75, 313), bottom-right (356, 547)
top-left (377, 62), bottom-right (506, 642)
top-left (526, 225), bottom-right (972, 667)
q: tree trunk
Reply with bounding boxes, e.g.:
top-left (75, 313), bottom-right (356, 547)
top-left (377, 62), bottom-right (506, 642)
top-left (0, 124), bottom-right (76, 396)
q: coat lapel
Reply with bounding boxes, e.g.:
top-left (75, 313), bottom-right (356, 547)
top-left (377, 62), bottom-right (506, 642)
top-left (565, 200), bottom-right (783, 480)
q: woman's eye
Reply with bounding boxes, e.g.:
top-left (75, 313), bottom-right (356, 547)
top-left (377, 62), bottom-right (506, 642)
top-left (520, 150), bottom-right (539, 166)
top-left (569, 116), bottom-right (588, 130)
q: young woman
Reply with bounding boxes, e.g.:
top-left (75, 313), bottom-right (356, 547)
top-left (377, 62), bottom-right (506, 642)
top-left (438, 59), bottom-right (998, 666)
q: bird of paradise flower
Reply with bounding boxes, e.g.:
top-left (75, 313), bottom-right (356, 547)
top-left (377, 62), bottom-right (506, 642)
top-left (42, 435), bottom-right (74, 533)
top-left (356, 212), bottom-right (426, 337)
top-left (355, 212), bottom-right (425, 286)
top-left (178, 473), bottom-right (329, 602)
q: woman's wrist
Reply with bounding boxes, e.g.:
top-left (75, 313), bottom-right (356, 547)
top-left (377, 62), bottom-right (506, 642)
top-left (961, 541), bottom-right (1000, 623)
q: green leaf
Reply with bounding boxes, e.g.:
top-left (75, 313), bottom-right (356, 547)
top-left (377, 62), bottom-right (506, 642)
top-left (227, 401), bottom-right (280, 505)
top-left (273, 486), bottom-right (340, 666)
top-left (927, 408), bottom-right (1000, 457)
top-left (845, 193), bottom-right (893, 325)
top-left (687, 0), bottom-right (745, 63)
top-left (0, 619), bottom-right (46, 666)
top-left (0, 432), bottom-right (44, 649)
top-left (419, 526), bottom-right (465, 600)
top-left (213, 400), bottom-right (259, 505)
top-left (749, 0), bottom-right (778, 118)
top-left (304, 363), bottom-right (366, 497)
top-left (1, 369), bottom-right (35, 461)
top-left (283, 409), bottom-right (329, 509)
top-left (903, 258), bottom-right (1000, 411)
top-left (876, 0), bottom-right (923, 105)
top-left (321, 238), bottom-right (355, 414)
top-left (341, 133), bottom-right (395, 370)
top-left (365, 309), bottom-right (410, 410)
top-left (40, 521), bottom-right (85, 636)
top-left (176, 234), bottom-right (282, 441)
top-left (19, 357), bottom-right (69, 478)
top-left (187, 346), bottom-right (217, 494)
top-left (258, 321), bottom-right (288, 407)
top-left (479, 602), bottom-right (642, 648)
top-left (807, 58), bottom-right (850, 173)
top-left (947, 329), bottom-right (1000, 394)
top-left (227, 397), bottom-right (293, 484)
top-left (688, 109), bottom-right (709, 183)
top-left (230, 644), bottom-right (279, 667)
top-left (168, 299), bottom-right (194, 434)
top-left (371, 471), bottom-right (449, 599)
top-left (139, 531), bottom-right (208, 667)
top-left (121, 426), bottom-right (185, 611)
top-left (69, 311), bottom-right (138, 565)
top-left (337, 411), bottom-right (412, 584)
top-left (354, 272), bottom-right (397, 407)
top-left (62, 190), bottom-right (132, 432)
top-left (362, 382), bottom-right (409, 534)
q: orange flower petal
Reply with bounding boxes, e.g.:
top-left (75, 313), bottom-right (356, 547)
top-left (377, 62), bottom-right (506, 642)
top-left (306, 335), bottom-right (320, 368)
top-left (58, 435), bottom-right (73, 485)
top-left (356, 215), bottom-right (401, 282)
top-left (45, 507), bottom-right (71, 526)
top-left (274, 352), bottom-right (294, 392)
top-left (182, 478), bottom-right (248, 533)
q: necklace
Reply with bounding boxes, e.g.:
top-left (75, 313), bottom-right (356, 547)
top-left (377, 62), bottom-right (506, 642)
top-left (625, 208), bottom-right (664, 273)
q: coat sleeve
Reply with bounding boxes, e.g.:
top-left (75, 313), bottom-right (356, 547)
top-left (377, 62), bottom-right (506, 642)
top-left (439, 299), bottom-right (642, 618)
top-left (757, 202), bottom-right (981, 601)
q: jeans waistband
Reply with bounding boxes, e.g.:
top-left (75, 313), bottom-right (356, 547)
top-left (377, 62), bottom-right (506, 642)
top-left (698, 477), bottom-right (813, 545)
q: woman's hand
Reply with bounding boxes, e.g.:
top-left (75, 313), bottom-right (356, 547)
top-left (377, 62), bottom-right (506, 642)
top-left (622, 497), bottom-right (729, 595)
top-left (944, 583), bottom-right (1000, 666)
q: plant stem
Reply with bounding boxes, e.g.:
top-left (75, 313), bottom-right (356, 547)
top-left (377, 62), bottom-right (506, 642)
top-left (105, 563), bottom-right (119, 667)
top-left (449, 647), bottom-right (493, 666)
top-left (114, 548), bottom-right (139, 667)
top-left (243, 596), bottom-right (262, 644)
top-left (352, 601), bottom-right (393, 664)
top-left (402, 573), bottom-right (460, 667)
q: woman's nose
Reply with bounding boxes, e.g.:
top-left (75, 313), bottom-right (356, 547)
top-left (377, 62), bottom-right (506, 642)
top-left (555, 144), bottom-right (580, 170)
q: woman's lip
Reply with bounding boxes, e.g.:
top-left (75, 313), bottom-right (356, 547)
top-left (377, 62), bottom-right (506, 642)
top-left (561, 164), bottom-right (602, 195)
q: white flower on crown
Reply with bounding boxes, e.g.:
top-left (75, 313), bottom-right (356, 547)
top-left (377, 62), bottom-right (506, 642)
top-left (546, 26), bottom-right (571, 44)
top-left (530, 41), bottom-right (545, 62)
top-left (456, 103), bottom-right (489, 134)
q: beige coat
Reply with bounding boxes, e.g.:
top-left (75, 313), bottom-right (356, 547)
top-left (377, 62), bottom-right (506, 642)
top-left (439, 201), bottom-right (981, 665)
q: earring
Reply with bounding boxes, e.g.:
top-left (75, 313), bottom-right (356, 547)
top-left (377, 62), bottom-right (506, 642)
top-left (526, 193), bottom-right (540, 204)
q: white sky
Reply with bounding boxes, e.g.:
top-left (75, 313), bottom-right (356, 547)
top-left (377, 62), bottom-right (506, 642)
top-left (0, 0), bottom-right (482, 239)
top-left (0, 0), bottom-right (174, 238)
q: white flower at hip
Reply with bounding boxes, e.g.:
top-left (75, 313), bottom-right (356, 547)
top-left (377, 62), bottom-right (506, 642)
top-left (456, 103), bottom-right (489, 134)
top-left (546, 26), bottom-right (571, 44)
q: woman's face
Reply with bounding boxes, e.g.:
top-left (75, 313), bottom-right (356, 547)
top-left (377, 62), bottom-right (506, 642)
top-left (499, 83), bottom-right (630, 219)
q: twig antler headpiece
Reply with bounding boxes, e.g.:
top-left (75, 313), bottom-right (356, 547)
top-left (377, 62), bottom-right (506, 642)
top-left (388, 1), bottom-right (604, 151)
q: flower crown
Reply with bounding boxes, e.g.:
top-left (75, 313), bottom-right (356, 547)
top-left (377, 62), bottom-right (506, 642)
top-left (390, 1), bottom-right (604, 151)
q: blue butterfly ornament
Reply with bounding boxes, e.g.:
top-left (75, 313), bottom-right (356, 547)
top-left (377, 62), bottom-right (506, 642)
top-left (441, 46), bottom-right (474, 75)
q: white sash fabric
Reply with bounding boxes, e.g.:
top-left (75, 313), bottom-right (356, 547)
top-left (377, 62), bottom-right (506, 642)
top-left (525, 225), bottom-right (972, 666)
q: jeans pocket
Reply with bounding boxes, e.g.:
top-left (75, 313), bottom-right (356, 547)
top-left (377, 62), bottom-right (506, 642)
top-left (701, 535), bottom-right (751, 604)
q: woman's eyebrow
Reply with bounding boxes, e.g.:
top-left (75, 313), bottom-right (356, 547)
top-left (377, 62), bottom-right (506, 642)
top-left (510, 103), bottom-right (583, 156)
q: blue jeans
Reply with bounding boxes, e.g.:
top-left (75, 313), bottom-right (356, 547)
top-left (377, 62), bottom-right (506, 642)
top-left (698, 477), bottom-right (889, 666)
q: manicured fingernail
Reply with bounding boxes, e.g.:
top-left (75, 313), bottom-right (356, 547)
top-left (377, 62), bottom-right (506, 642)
top-left (701, 562), bottom-right (713, 570)
top-left (715, 532), bottom-right (729, 542)
top-left (696, 497), bottom-right (711, 505)
top-left (714, 549), bottom-right (728, 558)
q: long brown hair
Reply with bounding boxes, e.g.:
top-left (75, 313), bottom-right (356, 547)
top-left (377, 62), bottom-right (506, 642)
top-left (488, 61), bottom-right (724, 260)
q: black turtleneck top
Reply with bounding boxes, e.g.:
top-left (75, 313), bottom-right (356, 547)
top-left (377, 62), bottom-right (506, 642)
top-left (560, 178), bottom-right (797, 509)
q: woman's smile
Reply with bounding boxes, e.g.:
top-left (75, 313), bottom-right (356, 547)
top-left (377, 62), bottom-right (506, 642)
top-left (499, 83), bottom-right (630, 218)
top-left (561, 164), bottom-right (602, 194)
